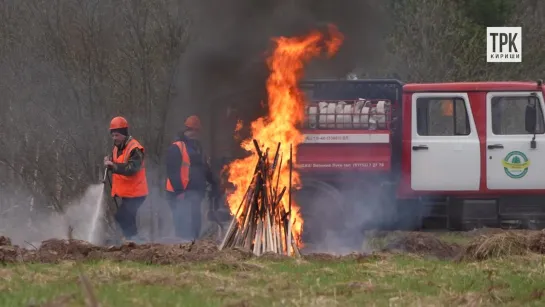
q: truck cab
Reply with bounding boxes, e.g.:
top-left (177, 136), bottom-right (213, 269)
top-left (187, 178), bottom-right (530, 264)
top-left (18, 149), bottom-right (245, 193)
top-left (296, 79), bottom-right (545, 242)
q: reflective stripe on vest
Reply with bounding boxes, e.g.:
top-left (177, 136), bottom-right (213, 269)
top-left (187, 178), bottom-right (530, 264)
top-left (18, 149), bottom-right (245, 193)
top-left (165, 141), bottom-right (191, 192)
top-left (111, 138), bottom-right (149, 198)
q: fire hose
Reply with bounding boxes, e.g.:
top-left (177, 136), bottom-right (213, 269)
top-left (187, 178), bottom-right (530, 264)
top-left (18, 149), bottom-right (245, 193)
top-left (101, 167), bottom-right (120, 210)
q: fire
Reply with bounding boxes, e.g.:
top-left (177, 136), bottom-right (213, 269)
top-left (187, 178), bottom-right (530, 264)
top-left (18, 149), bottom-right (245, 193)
top-left (234, 120), bottom-right (243, 142)
top-left (225, 25), bottom-right (344, 247)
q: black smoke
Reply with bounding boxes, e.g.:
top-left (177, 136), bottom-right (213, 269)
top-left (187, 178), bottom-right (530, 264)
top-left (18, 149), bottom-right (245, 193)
top-left (170, 0), bottom-right (389, 160)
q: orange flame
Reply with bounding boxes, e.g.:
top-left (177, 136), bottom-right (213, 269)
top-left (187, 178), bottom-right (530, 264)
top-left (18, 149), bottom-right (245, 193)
top-left (234, 120), bottom-right (244, 142)
top-left (234, 120), bottom-right (243, 133)
top-left (225, 25), bottom-right (344, 247)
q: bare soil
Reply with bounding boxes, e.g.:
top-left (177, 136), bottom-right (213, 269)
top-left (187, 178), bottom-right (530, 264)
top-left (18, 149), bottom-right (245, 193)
top-left (0, 237), bottom-right (253, 264)
top-left (2, 229), bottom-right (545, 264)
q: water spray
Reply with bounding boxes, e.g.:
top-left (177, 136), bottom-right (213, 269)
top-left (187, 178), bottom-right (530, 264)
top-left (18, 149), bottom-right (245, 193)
top-left (86, 168), bottom-right (109, 244)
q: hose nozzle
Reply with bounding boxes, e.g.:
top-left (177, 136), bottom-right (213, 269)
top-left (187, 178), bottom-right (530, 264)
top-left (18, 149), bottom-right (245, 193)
top-left (102, 168), bottom-right (108, 183)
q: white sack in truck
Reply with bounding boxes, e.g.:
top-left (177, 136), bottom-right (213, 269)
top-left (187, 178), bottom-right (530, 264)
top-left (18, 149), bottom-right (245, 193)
top-left (307, 106), bottom-right (318, 128)
top-left (326, 102), bottom-right (336, 128)
top-left (369, 106), bottom-right (377, 130)
top-left (336, 101), bottom-right (350, 129)
top-left (375, 100), bottom-right (386, 129)
top-left (360, 105), bottom-right (370, 129)
top-left (318, 101), bottom-right (328, 128)
top-left (342, 104), bottom-right (353, 129)
top-left (353, 99), bottom-right (365, 128)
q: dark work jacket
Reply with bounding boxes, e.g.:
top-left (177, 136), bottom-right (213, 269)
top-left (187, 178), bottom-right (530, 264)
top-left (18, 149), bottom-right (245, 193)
top-left (165, 135), bottom-right (215, 195)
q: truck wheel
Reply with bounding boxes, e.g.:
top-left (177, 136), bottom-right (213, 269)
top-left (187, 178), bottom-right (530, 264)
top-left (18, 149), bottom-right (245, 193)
top-left (295, 180), bottom-right (344, 245)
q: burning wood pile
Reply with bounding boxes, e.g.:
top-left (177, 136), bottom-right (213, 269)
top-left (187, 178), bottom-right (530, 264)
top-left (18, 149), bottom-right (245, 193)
top-left (219, 140), bottom-right (301, 257)
top-left (219, 25), bottom-right (343, 257)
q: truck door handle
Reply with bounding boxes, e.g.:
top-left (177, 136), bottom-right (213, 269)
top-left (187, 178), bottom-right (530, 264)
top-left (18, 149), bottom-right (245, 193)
top-left (487, 144), bottom-right (504, 149)
top-left (412, 145), bottom-right (428, 150)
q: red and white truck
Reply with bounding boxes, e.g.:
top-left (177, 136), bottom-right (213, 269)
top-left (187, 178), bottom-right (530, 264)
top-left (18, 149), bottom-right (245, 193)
top-left (295, 78), bottom-right (545, 242)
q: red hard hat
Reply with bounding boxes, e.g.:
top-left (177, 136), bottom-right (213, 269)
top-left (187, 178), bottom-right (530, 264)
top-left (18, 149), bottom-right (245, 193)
top-left (110, 116), bottom-right (129, 130)
top-left (185, 115), bottom-right (201, 130)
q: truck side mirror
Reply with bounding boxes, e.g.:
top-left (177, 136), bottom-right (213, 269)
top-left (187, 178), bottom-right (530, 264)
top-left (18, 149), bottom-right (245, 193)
top-left (525, 104), bottom-right (537, 133)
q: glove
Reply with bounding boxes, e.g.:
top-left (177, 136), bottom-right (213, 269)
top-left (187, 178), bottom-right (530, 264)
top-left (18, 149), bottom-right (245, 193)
top-left (103, 156), bottom-right (114, 168)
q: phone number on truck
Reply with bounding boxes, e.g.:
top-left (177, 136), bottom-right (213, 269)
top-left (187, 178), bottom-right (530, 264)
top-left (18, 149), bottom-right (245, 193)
top-left (297, 162), bottom-right (386, 168)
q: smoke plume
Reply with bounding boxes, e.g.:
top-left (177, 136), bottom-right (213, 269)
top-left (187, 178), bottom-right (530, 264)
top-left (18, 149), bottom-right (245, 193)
top-left (170, 0), bottom-right (389, 157)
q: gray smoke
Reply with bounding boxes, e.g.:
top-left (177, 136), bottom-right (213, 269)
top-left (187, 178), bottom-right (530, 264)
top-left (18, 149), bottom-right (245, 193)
top-left (0, 184), bottom-right (106, 247)
top-left (299, 180), bottom-right (431, 255)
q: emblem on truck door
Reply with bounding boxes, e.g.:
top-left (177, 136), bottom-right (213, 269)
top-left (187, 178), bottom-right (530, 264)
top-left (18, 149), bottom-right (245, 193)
top-left (502, 151), bottom-right (530, 179)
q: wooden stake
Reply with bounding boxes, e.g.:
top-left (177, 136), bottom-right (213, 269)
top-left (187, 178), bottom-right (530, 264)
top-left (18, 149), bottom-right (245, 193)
top-left (266, 207), bottom-right (274, 252)
top-left (263, 210), bottom-right (270, 253)
top-left (276, 219), bottom-right (282, 254)
top-left (287, 144), bottom-right (293, 256)
top-left (255, 218), bottom-right (263, 255)
top-left (219, 174), bottom-right (257, 250)
top-left (219, 218), bottom-right (236, 250)
top-left (292, 239), bottom-right (301, 258)
top-left (273, 154), bottom-right (283, 204)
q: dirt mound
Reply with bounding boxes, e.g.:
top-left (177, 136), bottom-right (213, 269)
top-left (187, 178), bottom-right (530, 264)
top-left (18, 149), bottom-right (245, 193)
top-left (383, 232), bottom-right (460, 259)
top-left (528, 231), bottom-right (545, 253)
top-left (459, 232), bottom-right (528, 261)
top-left (459, 228), bottom-right (507, 238)
top-left (459, 230), bottom-right (545, 261)
top-left (0, 236), bottom-right (11, 246)
top-left (258, 252), bottom-right (292, 261)
top-left (0, 237), bottom-right (253, 264)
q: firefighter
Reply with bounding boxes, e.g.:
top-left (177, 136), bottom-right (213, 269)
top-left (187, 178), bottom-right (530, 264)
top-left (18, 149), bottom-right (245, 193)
top-left (103, 116), bottom-right (149, 241)
top-left (165, 115), bottom-right (218, 241)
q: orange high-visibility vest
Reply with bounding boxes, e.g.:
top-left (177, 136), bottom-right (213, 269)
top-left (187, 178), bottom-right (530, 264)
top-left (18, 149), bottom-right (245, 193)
top-left (111, 138), bottom-right (149, 198)
top-left (441, 100), bottom-right (453, 116)
top-left (166, 141), bottom-right (191, 192)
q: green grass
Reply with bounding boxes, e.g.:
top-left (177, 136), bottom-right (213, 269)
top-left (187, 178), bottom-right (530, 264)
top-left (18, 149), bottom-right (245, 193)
top-left (2, 254), bottom-right (545, 306)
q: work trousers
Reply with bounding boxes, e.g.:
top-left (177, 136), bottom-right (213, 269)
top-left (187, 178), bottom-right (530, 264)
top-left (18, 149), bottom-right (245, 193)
top-left (167, 190), bottom-right (204, 241)
top-left (114, 196), bottom-right (146, 239)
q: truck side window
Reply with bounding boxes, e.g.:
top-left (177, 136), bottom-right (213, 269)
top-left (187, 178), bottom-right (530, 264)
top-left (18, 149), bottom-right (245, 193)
top-left (491, 96), bottom-right (545, 135)
top-left (416, 97), bottom-right (470, 136)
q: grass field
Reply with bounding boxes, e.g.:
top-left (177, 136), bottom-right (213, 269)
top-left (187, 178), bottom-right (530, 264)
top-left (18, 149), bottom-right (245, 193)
top-left (2, 230), bottom-right (545, 306)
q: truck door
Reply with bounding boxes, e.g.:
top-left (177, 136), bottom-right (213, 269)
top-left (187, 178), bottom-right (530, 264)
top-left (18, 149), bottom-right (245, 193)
top-left (486, 91), bottom-right (545, 189)
top-left (411, 93), bottom-right (480, 191)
